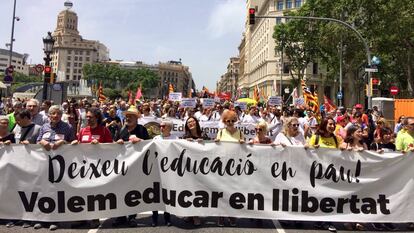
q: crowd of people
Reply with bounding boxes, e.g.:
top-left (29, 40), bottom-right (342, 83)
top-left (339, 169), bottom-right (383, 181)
top-left (0, 96), bottom-right (413, 232)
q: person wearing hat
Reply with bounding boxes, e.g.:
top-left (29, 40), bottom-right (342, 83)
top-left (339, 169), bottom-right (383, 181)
top-left (115, 105), bottom-right (149, 144)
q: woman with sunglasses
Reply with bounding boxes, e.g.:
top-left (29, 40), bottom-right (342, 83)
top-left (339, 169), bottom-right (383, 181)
top-left (274, 117), bottom-right (306, 146)
top-left (214, 110), bottom-right (243, 227)
top-left (215, 110), bottom-right (245, 144)
top-left (249, 121), bottom-right (272, 144)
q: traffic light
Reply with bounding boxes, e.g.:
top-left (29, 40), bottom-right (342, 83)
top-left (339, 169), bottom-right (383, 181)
top-left (249, 8), bottom-right (256, 25)
top-left (50, 72), bottom-right (56, 84)
top-left (44, 66), bottom-right (51, 83)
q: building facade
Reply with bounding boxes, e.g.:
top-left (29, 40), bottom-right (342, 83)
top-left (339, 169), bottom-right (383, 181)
top-left (217, 57), bottom-right (240, 97)
top-left (0, 48), bottom-right (29, 75)
top-left (50, 3), bottom-right (109, 82)
top-left (236, 0), bottom-right (350, 106)
top-left (101, 60), bottom-right (196, 99)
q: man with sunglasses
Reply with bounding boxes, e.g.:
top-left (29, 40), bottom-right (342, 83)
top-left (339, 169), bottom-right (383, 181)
top-left (396, 116), bottom-right (414, 152)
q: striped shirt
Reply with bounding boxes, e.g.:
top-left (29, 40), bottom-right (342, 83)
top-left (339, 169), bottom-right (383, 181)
top-left (37, 121), bottom-right (76, 143)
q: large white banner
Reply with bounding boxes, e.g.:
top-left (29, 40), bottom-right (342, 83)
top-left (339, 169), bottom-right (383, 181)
top-left (0, 142), bottom-right (412, 222)
top-left (139, 118), bottom-right (279, 141)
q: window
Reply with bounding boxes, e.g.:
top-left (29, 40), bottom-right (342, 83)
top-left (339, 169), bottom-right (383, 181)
top-left (67, 62), bottom-right (71, 67)
top-left (79, 57), bottom-right (83, 61)
top-left (286, 0), bottom-right (293, 9)
top-left (79, 51), bottom-right (83, 55)
top-left (283, 63), bottom-right (290, 74)
top-left (86, 57), bottom-right (90, 61)
top-left (66, 75), bottom-right (70, 79)
top-left (86, 51), bottom-right (90, 56)
top-left (277, 0), bottom-right (283, 10)
top-left (66, 68), bottom-right (70, 73)
top-left (74, 63), bottom-right (78, 67)
top-left (67, 56), bottom-right (71, 60)
top-left (313, 63), bottom-right (318, 75)
top-left (276, 18), bottom-right (282, 24)
top-left (74, 57), bottom-right (78, 61)
top-left (295, 0), bottom-right (302, 7)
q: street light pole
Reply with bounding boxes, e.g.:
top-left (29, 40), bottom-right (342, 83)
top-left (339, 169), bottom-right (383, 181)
top-left (280, 37), bottom-right (284, 98)
top-left (42, 32), bottom-right (55, 101)
top-left (8, 0), bottom-right (17, 67)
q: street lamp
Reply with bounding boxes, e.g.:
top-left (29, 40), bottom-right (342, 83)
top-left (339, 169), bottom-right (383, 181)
top-left (8, 0), bottom-right (18, 68)
top-left (42, 31), bottom-right (55, 101)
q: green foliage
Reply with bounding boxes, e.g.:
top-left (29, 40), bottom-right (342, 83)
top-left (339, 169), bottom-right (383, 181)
top-left (83, 63), bottom-right (160, 96)
top-left (273, 0), bottom-right (414, 96)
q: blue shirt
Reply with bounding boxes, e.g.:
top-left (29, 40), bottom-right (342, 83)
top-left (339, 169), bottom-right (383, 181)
top-left (116, 109), bottom-right (125, 123)
top-left (37, 121), bottom-right (76, 143)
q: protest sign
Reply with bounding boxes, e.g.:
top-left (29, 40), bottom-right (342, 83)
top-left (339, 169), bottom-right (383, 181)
top-left (169, 92), bottom-right (182, 102)
top-left (268, 96), bottom-right (282, 106)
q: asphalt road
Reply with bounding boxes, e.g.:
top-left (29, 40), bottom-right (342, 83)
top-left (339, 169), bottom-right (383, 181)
top-left (0, 214), bottom-right (413, 233)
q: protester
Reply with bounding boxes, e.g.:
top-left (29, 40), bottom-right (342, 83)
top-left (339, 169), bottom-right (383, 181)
top-left (37, 105), bottom-right (75, 151)
top-left (308, 117), bottom-right (340, 149)
top-left (394, 115), bottom-right (405, 134)
top-left (0, 116), bottom-right (15, 144)
top-left (396, 116), bottom-right (414, 152)
top-left (7, 101), bottom-right (23, 132)
top-left (249, 121), bottom-right (272, 144)
top-left (104, 105), bottom-right (122, 139)
top-left (72, 107), bottom-right (112, 144)
top-left (274, 117), bottom-right (306, 146)
top-left (215, 110), bottom-right (244, 144)
top-left (340, 124), bottom-right (368, 151)
top-left (26, 99), bottom-right (49, 126)
top-left (151, 120), bottom-right (175, 226)
top-left (13, 109), bottom-right (41, 144)
top-left (370, 127), bottom-right (396, 152)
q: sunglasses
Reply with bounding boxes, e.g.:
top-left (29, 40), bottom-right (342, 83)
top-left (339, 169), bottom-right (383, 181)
top-left (160, 125), bottom-right (166, 128)
top-left (225, 120), bottom-right (236, 123)
top-left (255, 128), bottom-right (263, 132)
top-left (290, 124), bottom-right (299, 127)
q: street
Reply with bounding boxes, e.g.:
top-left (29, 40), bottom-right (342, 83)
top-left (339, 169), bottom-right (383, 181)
top-left (1, 213), bottom-right (413, 233)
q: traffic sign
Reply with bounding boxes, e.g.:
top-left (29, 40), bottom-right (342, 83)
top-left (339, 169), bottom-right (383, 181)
top-left (35, 64), bottom-right (44, 73)
top-left (390, 86), bottom-right (399, 96)
top-left (365, 68), bottom-right (378, 72)
top-left (337, 91), bottom-right (343, 100)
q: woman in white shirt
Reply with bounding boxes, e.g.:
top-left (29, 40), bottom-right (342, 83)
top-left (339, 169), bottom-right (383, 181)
top-left (274, 117), bottom-right (306, 146)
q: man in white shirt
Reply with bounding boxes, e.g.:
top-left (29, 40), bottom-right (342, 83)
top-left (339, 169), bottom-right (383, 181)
top-left (242, 105), bottom-right (260, 124)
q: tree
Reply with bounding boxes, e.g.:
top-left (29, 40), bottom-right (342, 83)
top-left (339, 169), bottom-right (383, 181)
top-left (83, 63), bottom-right (160, 97)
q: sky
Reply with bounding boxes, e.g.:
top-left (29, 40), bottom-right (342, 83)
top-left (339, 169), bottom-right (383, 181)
top-left (0, 0), bottom-right (246, 91)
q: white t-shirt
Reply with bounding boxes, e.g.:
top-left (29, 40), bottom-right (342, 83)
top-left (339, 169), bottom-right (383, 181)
top-left (274, 132), bottom-right (306, 146)
top-left (242, 114), bottom-right (261, 124)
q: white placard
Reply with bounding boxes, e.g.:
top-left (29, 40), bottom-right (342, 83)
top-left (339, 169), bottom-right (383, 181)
top-left (180, 98), bottom-right (196, 108)
top-left (295, 97), bottom-right (305, 106)
top-left (268, 96), bottom-right (282, 106)
top-left (234, 101), bottom-right (247, 110)
top-left (169, 92), bottom-right (182, 102)
top-left (202, 98), bottom-right (215, 108)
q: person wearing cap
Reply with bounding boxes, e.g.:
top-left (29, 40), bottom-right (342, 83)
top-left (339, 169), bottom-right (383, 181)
top-left (335, 115), bottom-right (349, 140)
top-left (354, 104), bottom-right (369, 125)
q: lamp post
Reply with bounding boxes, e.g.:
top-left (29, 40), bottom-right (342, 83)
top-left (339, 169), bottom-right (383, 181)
top-left (42, 32), bottom-right (55, 101)
top-left (8, 0), bottom-right (18, 68)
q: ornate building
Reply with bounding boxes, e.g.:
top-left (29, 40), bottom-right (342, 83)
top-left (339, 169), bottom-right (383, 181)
top-left (50, 2), bottom-right (109, 82)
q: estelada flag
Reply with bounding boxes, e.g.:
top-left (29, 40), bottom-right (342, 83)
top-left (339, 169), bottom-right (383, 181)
top-left (98, 81), bottom-right (106, 103)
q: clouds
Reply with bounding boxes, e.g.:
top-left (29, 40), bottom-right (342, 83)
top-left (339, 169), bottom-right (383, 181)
top-left (205, 0), bottom-right (245, 39)
top-left (0, 0), bottom-right (246, 90)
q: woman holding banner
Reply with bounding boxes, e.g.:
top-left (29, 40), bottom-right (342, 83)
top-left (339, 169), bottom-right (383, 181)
top-left (181, 116), bottom-right (209, 226)
top-left (274, 117), bottom-right (306, 146)
top-left (215, 110), bottom-right (244, 227)
top-left (249, 121), bottom-right (272, 145)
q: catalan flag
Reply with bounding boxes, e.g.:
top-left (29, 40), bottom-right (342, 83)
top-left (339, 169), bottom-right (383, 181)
top-left (98, 81), bottom-right (106, 103)
top-left (169, 83), bottom-right (174, 94)
top-left (301, 80), bottom-right (319, 113)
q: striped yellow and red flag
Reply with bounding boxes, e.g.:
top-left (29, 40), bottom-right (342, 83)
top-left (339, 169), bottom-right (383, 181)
top-left (169, 83), bottom-right (174, 94)
top-left (98, 81), bottom-right (106, 103)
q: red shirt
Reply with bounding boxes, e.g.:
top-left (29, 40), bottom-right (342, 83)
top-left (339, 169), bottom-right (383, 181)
top-left (78, 125), bottom-right (113, 143)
